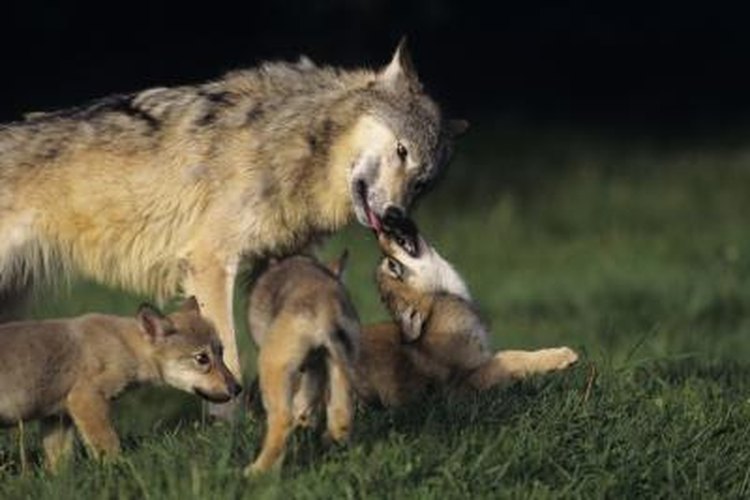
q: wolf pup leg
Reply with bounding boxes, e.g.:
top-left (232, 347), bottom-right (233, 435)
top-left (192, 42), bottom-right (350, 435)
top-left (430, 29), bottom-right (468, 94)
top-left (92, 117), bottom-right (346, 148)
top-left (495, 348), bottom-right (579, 378)
top-left (468, 348), bottom-right (579, 390)
top-left (292, 369), bottom-right (326, 428)
top-left (66, 386), bottom-right (121, 460)
top-left (324, 356), bottom-right (353, 443)
top-left (245, 336), bottom-right (301, 475)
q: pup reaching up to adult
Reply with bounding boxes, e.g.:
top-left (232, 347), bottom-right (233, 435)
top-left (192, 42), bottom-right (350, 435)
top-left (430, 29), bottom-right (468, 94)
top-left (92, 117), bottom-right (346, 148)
top-left (354, 212), bottom-right (579, 406)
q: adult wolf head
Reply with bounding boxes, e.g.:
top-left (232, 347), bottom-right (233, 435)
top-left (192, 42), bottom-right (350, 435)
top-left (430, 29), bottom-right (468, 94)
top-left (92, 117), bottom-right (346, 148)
top-left (346, 39), bottom-right (468, 231)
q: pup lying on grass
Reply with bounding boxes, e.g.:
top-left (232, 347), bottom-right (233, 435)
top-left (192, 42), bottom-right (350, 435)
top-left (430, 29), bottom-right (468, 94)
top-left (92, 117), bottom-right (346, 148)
top-left (354, 211), bottom-right (579, 406)
top-left (244, 254), bottom-right (360, 475)
top-left (0, 297), bottom-right (241, 471)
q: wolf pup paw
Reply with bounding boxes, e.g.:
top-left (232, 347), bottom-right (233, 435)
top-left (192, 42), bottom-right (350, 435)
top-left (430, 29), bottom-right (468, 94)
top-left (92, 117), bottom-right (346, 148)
top-left (552, 347), bottom-right (579, 370)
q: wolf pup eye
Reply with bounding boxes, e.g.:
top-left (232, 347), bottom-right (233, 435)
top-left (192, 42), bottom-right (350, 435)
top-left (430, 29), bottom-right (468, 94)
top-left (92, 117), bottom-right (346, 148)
top-left (194, 352), bottom-right (210, 366)
top-left (396, 142), bottom-right (408, 161)
top-left (394, 235), bottom-right (417, 257)
top-left (387, 258), bottom-right (404, 279)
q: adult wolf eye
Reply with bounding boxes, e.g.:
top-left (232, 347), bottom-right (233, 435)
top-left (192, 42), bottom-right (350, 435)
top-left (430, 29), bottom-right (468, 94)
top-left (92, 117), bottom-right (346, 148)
top-left (413, 179), bottom-right (428, 194)
top-left (396, 142), bottom-right (408, 161)
top-left (194, 352), bottom-right (210, 366)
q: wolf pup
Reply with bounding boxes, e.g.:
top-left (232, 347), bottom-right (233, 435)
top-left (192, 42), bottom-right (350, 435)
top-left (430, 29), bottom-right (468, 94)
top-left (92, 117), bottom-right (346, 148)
top-left (0, 297), bottom-right (241, 471)
top-left (244, 253), bottom-right (359, 474)
top-left (0, 39), bottom-right (466, 421)
top-left (353, 212), bottom-right (578, 406)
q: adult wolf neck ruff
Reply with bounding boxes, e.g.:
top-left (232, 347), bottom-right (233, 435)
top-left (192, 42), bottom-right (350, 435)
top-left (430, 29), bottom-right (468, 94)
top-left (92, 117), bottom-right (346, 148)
top-left (0, 40), bottom-right (466, 417)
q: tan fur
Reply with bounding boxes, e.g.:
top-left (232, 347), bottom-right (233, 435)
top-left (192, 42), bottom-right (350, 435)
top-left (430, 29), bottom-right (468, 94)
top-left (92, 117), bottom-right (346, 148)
top-left (0, 297), bottom-right (240, 471)
top-left (353, 229), bottom-right (579, 407)
top-left (0, 43), bottom-right (463, 421)
top-left (244, 254), bottom-right (359, 474)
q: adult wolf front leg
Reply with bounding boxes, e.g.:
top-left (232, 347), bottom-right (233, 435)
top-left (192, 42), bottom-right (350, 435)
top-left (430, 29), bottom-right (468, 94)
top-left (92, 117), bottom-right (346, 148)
top-left (183, 251), bottom-right (241, 419)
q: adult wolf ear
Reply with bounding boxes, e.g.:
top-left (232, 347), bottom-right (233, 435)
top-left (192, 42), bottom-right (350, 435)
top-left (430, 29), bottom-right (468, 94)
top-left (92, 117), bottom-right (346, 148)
top-left (448, 119), bottom-right (469, 137)
top-left (378, 37), bottom-right (422, 93)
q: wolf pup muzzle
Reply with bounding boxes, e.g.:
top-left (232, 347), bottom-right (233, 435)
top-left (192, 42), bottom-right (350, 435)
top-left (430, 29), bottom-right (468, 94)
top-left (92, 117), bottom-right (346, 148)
top-left (193, 383), bottom-right (242, 403)
top-left (228, 379), bottom-right (243, 397)
top-left (381, 207), bottom-right (421, 257)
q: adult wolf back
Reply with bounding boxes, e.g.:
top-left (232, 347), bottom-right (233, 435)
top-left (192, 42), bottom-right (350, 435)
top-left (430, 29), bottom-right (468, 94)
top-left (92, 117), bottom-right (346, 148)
top-left (0, 39), bottom-right (466, 417)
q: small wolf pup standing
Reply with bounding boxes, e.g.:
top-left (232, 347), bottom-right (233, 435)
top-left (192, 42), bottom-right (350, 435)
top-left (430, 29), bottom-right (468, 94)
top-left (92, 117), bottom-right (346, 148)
top-left (0, 39), bottom-right (466, 415)
top-left (0, 297), bottom-right (240, 471)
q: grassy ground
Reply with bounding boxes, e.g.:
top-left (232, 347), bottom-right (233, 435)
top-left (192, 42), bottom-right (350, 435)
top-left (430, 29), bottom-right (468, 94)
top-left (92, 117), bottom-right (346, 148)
top-left (2, 124), bottom-right (750, 498)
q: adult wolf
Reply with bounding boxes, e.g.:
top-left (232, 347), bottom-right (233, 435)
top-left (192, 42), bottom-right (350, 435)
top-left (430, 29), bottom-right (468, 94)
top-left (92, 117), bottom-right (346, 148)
top-left (0, 40), bottom-right (466, 416)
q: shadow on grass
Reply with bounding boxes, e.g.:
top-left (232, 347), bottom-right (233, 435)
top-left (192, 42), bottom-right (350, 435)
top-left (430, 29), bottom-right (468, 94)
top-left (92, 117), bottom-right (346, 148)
top-left (276, 365), bottom-right (588, 473)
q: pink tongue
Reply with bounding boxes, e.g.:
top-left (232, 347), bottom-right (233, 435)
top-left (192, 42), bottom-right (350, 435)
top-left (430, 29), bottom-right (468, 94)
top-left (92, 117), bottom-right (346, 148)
top-left (366, 207), bottom-right (382, 233)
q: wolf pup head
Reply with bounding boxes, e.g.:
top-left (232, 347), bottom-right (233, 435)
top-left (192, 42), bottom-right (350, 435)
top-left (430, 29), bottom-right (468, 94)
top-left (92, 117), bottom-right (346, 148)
top-left (375, 214), bottom-right (472, 340)
top-left (137, 297), bottom-right (242, 402)
top-left (376, 215), bottom-right (470, 301)
top-left (349, 39), bottom-right (468, 232)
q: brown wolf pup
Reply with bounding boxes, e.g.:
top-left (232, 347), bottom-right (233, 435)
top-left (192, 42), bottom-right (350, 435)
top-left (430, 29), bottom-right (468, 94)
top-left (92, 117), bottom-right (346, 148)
top-left (244, 254), bottom-right (359, 474)
top-left (0, 39), bottom-right (466, 420)
top-left (353, 212), bottom-right (579, 406)
top-left (0, 297), bottom-right (241, 471)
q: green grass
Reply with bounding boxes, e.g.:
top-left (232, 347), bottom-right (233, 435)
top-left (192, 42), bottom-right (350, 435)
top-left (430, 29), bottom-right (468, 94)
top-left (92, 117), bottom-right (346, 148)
top-left (3, 124), bottom-right (750, 498)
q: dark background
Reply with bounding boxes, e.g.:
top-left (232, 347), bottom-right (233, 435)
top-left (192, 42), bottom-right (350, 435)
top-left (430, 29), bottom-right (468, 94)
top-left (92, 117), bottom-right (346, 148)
top-left (3, 0), bottom-right (750, 140)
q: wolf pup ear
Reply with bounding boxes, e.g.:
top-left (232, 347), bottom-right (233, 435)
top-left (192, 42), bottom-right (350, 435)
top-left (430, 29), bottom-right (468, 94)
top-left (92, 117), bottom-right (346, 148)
top-left (180, 296), bottom-right (201, 315)
top-left (328, 249), bottom-right (350, 280)
top-left (379, 36), bottom-right (422, 92)
top-left (399, 306), bottom-right (425, 342)
top-left (448, 119), bottom-right (469, 137)
top-left (137, 303), bottom-right (175, 342)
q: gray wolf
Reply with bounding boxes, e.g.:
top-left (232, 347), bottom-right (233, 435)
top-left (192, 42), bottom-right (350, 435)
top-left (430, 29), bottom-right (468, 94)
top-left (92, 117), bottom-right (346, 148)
top-left (0, 297), bottom-right (241, 471)
top-left (353, 214), bottom-right (579, 406)
top-left (244, 253), bottom-right (359, 474)
top-left (0, 40), bottom-right (466, 418)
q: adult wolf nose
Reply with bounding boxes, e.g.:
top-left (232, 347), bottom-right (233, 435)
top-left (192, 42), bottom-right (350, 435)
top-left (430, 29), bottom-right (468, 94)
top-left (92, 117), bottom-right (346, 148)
top-left (382, 206), bottom-right (411, 233)
top-left (384, 205), bottom-right (406, 221)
